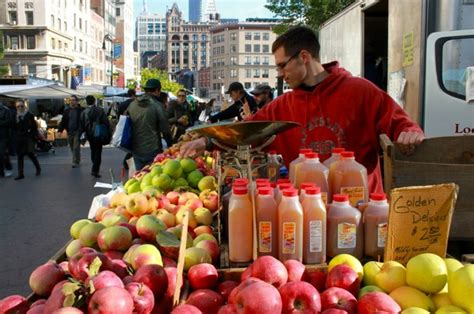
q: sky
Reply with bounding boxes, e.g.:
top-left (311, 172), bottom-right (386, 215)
top-left (132, 0), bottom-right (275, 21)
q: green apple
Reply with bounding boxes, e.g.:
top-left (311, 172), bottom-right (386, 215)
top-left (184, 247), bottom-right (212, 271)
top-left (194, 207), bottom-right (213, 226)
top-left (70, 219), bottom-right (92, 239)
top-left (375, 261), bottom-right (407, 293)
top-left (406, 253), bottom-right (447, 294)
top-left (363, 261), bottom-right (383, 286)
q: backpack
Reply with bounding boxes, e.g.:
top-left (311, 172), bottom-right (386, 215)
top-left (86, 107), bottom-right (110, 145)
top-left (0, 104), bottom-right (13, 127)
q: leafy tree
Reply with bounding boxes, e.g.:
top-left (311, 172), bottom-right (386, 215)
top-left (0, 31), bottom-right (10, 76)
top-left (265, 0), bottom-right (354, 34)
top-left (140, 68), bottom-right (183, 94)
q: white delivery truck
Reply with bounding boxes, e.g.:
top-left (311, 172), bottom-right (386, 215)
top-left (318, 0), bottom-right (474, 137)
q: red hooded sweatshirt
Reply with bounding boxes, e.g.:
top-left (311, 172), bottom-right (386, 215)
top-left (248, 62), bottom-right (423, 193)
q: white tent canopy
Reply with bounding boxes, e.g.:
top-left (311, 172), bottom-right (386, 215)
top-left (0, 84), bottom-right (85, 99)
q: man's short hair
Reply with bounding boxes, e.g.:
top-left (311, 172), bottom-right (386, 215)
top-left (127, 89), bottom-right (136, 97)
top-left (272, 26), bottom-right (321, 61)
top-left (71, 95), bottom-right (78, 101)
top-left (85, 95), bottom-right (95, 106)
top-left (225, 82), bottom-right (244, 94)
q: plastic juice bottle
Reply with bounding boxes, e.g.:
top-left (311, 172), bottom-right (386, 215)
top-left (228, 186), bottom-right (253, 262)
top-left (302, 187), bottom-right (327, 264)
top-left (227, 178), bottom-right (249, 210)
top-left (289, 148), bottom-right (312, 184)
top-left (330, 151), bottom-right (368, 207)
top-left (299, 182), bottom-right (317, 203)
top-left (275, 182), bottom-right (294, 206)
top-left (278, 188), bottom-right (303, 262)
top-left (295, 153), bottom-right (329, 204)
top-left (363, 193), bottom-right (389, 259)
top-left (277, 178), bottom-right (291, 185)
top-left (266, 150), bottom-right (282, 183)
top-left (256, 186), bottom-right (278, 258)
top-left (327, 194), bottom-right (363, 259)
top-left (323, 147), bottom-right (345, 168)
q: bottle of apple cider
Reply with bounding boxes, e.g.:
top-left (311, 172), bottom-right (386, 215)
top-left (363, 193), bottom-right (389, 259)
top-left (278, 188), bottom-right (303, 262)
top-left (299, 182), bottom-right (317, 203)
top-left (323, 147), bottom-right (345, 168)
top-left (295, 152), bottom-right (329, 204)
top-left (327, 194), bottom-right (363, 259)
top-left (289, 148), bottom-right (312, 184)
top-left (302, 187), bottom-right (327, 264)
top-left (228, 185), bottom-right (253, 263)
top-left (266, 150), bottom-right (282, 183)
top-left (330, 151), bottom-right (368, 207)
top-left (256, 186), bottom-right (278, 258)
top-left (275, 182), bottom-right (294, 206)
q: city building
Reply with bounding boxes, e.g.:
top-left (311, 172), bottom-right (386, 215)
top-left (188, 0), bottom-right (202, 23)
top-left (114, 0), bottom-right (134, 87)
top-left (135, 2), bottom-right (166, 69)
top-left (209, 22), bottom-right (278, 101)
top-left (197, 66), bottom-right (210, 97)
top-left (203, 0), bottom-right (219, 22)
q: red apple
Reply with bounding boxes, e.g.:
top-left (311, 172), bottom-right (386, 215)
top-left (247, 255), bottom-right (288, 288)
top-left (199, 189), bottom-right (219, 212)
top-left (217, 281), bottom-right (239, 301)
top-left (130, 244), bottom-right (163, 270)
top-left (186, 289), bottom-right (224, 314)
top-left (52, 307), bottom-right (84, 313)
top-left (88, 286), bottom-right (134, 313)
top-left (322, 309), bottom-right (348, 314)
top-left (103, 250), bottom-right (124, 260)
top-left (118, 222), bottom-right (138, 238)
top-left (30, 299), bottom-right (46, 308)
top-left (229, 278), bottom-right (282, 313)
top-left (284, 259), bottom-right (306, 282)
top-left (326, 264), bottom-right (360, 296)
top-left (303, 269), bottom-right (327, 293)
top-left (86, 270), bottom-right (124, 291)
top-left (74, 252), bottom-right (112, 282)
top-left (133, 264), bottom-right (168, 299)
top-left (123, 275), bottom-right (134, 285)
top-left (166, 191), bottom-right (180, 205)
top-left (97, 226), bottom-right (133, 251)
top-left (217, 304), bottom-right (238, 314)
top-left (240, 264), bottom-right (253, 281)
top-left (171, 304), bottom-right (202, 314)
top-left (0, 295), bottom-right (29, 314)
top-left (135, 215), bottom-right (166, 242)
top-left (357, 292), bottom-right (401, 314)
top-left (228, 277), bottom-right (262, 305)
top-left (59, 261), bottom-right (70, 274)
top-left (29, 262), bottom-right (66, 296)
top-left (108, 260), bottom-right (130, 282)
top-left (126, 282), bottom-right (155, 314)
top-left (279, 281), bottom-right (321, 314)
top-left (194, 225), bottom-right (213, 236)
top-left (185, 198), bottom-right (204, 210)
top-left (43, 280), bottom-right (69, 313)
top-left (320, 287), bottom-right (357, 314)
top-left (164, 267), bottom-right (181, 298)
top-left (152, 295), bottom-right (173, 314)
top-left (27, 304), bottom-right (46, 314)
top-left (195, 240), bottom-right (220, 264)
top-left (188, 263), bottom-right (219, 290)
top-left (163, 257), bottom-right (177, 268)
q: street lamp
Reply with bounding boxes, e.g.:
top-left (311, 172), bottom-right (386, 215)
top-left (102, 34), bottom-right (114, 86)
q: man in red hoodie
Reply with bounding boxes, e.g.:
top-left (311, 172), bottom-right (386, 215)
top-left (181, 26), bottom-right (424, 194)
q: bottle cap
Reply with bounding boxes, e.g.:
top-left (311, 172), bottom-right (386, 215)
top-left (232, 186), bottom-right (248, 195)
top-left (299, 148), bottom-right (312, 154)
top-left (234, 178), bottom-right (248, 186)
top-left (332, 147), bottom-right (345, 154)
top-left (258, 187), bottom-right (273, 195)
top-left (301, 182), bottom-right (316, 190)
top-left (305, 152), bottom-right (319, 159)
top-left (341, 151), bottom-right (355, 158)
top-left (305, 186), bottom-right (321, 195)
top-left (270, 182), bottom-right (277, 188)
top-left (282, 188), bottom-right (298, 197)
top-left (370, 193), bottom-right (387, 201)
top-left (333, 194), bottom-right (349, 202)
top-left (277, 178), bottom-right (291, 184)
top-left (278, 183), bottom-right (293, 190)
top-left (256, 181), bottom-right (271, 188)
top-left (256, 178), bottom-right (269, 184)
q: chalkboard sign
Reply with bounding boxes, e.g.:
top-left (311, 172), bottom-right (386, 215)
top-left (384, 183), bottom-right (458, 264)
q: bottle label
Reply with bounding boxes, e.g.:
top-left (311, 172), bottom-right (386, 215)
top-left (377, 223), bottom-right (388, 248)
top-left (282, 222), bottom-right (296, 254)
top-left (309, 220), bottom-right (322, 253)
top-left (340, 186), bottom-right (365, 207)
top-left (321, 192), bottom-right (328, 205)
top-left (258, 221), bottom-right (272, 253)
top-left (337, 223), bottom-right (357, 249)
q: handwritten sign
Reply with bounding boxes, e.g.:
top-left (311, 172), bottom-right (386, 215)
top-left (384, 183), bottom-right (458, 264)
top-left (402, 32), bottom-right (414, 67)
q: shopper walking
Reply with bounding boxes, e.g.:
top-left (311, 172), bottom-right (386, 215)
top-left (0, 102), bottom-right (15, 178)
top-left (14, 100), bottom-right (41, 180)
top-left (59, 95), bottom-right (84, 168)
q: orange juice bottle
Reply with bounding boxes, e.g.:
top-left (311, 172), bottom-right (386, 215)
top-left (256, 186), bottom-right (278, 258)
top-left (363, 193), bottom-right (389, 259)
top-left (327, 194), bottom-right (363, 259)
top-left (228, 185), bottom-right (253, 262)
top-left (278, 188), bottom-right (303, 262)
top-left (289, 148), bottom-right (312, 184)
top-left (323, 147), bottom-right (345, 168)
top-left (330, 151), bottom-right (368, 207)
top-left (275, 182), bottom-right (293, 206)
top-left (302, 187), bottom-right (327, 264)
top-left (299, 182), bottom-right (317, 203)
top-left (295, 152), bottom-right (329, 204)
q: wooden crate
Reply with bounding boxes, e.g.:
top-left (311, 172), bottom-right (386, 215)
top-left (380, 134), bottom-right (474, 240)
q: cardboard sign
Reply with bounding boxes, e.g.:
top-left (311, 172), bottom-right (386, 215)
top-left (384, 183), bottom-right (458, 264)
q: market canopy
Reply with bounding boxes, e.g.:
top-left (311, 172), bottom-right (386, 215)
top-left (0, 84), bottom-right (85, 99)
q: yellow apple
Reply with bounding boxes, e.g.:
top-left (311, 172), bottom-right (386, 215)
top-left (431, 292), bottom-right (452, 309)
top-left (390, 286), bottom-right (435, 312)
top-left (110, 192), bottom-right (129, 207)
top-left (439, 258), bottom-right (464, 293)
top-left (328, 254), bottom-right (363, 280)
top-left (448, 265), bottom-right (474, 313)
top-left (375, 261), bottom-right (407, 293)
top-left (435, 305), bottom-right (466, 314)
top-left (401, 307), bottom-right (430, 314)
top-left (363, 261), bottom-right (383, 286)
top-left (406, 253), bottom-right (447, 294)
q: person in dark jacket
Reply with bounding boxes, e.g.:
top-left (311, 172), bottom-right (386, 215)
top-left (118, 89), bottom-right (136, 115)
top-left (250, 84), bottom-right (274, 109)
top-left (209, 82), bottom-right (258, 123)
top-left (14, 100), bottom-right (41, 180)
top-left (59, 95), bottom-right (84, 168)
top-left (167, 89), bottom-right (192, 141)
top-left (0, 102), bottom-right (15, 177)
top-left (80, 95), bottom-right (110, 178)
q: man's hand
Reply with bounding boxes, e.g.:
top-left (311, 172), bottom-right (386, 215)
top-left (396, 131), bottom-right (425, 155)
top-left (179, 137), bottom-right (207, 157)
top-left (241, 98), bottom-right (251, 120)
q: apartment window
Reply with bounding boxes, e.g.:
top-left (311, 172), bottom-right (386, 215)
top-left (8, 11), bottom-right (17, 24)
top-left (51, 14), bottom-right (55, 27)
top-left (116, 8), bottom-right (121, 16)
top-left (262, 69), bottom-right (269, 78)
top-left (254, 56), bottom-right (260, 65)
top-left (230, 69), bottom-right (237, 78)
top-left (28, 65), bottom-right (36, 76)
top-left (64, 22), bottom-right (67, 32)
top-left (73, 14), bottom-right (76, 27)
top-left (25, 11), bottom-right (34, 25)
top-left (221, 46), bottom-right (225, 54)
top-left (58, 18), bottom-right (61, 30)
top-left (79, 18), bottom-right (82, 30)
top-left (263, 56), bottom-right (269, 65)
top-left (79, 39), bottom-right (83, 52)
top-left (254, 69), bottom-right (260, 78)
top-left (64, 43), bottom-right (68, 51)
top-left (254, 44), bottom-right (260, 53)
top-left (58, 40), bottom-right (62, 50)
top-left (202, 34), bottom-right (207, 41)
top-left (245, 82), bottom-right (251, 89)
top-left (26, 36), bottom-right (35, 49)
top-left (245, 32), bottom-right (251, 40)
top-left (51, 38), bottom-right (56, 49)
top-left (263, 44), bottom-right (269, 53)
top-left (245, 69), bottom-right (251, 78)
top-left (245, 44), bottom-right (251, 53)
top-left (230, 56), bottom-right (237, 65)
top-left (245, 56), bottom-right (251, 65)
top-left (230, 45), bottom-right (237, 53)
top-left (254, 32), bottom-right (261, 40)
top-left (263, 32), bottom-right (270, 40)
top-left (213, 36), bottom-right (217, 44)
top-left (10, 36), bottom-right (19, 50)
top-left (230, 32), bottom-right (237, 41)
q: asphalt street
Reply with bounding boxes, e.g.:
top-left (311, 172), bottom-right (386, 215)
top-left (0, 145), bottom-right (126, 299)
